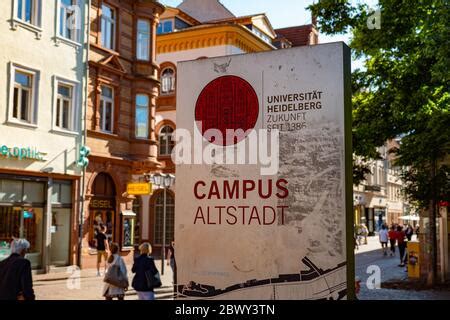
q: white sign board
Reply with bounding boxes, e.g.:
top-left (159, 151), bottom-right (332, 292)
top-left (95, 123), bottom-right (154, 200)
top-left (175, 43), bottom-right (353, 300)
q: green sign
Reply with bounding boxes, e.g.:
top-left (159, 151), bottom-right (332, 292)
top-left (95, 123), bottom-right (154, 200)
top-left (0, 144), bottom-right (46, 161)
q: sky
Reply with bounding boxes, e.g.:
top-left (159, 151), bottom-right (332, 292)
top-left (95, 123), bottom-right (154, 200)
top-left (159, 0), bottom-right (380, 70)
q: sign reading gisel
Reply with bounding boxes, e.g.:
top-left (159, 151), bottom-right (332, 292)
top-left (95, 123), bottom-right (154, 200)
top-left (175, 43), bottom-right (353, 300)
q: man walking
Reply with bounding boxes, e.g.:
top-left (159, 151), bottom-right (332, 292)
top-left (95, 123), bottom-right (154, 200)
top-left (96, 225), bottom-right (109, 276)
top-left (0, 239), bottom-right (35, 300)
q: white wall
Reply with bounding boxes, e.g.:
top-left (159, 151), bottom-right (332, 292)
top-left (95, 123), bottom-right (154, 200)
top-left (0, 1), bottom-right (86, 176)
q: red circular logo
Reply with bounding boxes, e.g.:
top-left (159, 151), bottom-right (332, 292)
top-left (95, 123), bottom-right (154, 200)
top-left (195, 75), bottom-right (259, 146)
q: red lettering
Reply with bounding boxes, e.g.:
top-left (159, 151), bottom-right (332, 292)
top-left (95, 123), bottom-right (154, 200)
top-left (208, 181), bottom-right (221, 199)
top-left (224, 180), bottom-right (239, 199)
top-left (263, 206), bottom-right (276, 225)
top-left (206, 207), bottom-right (216, 224)
top-left (226, 206), bottom-right (237, 225)
top-left (194, 207), bottom-right (206, 224)
top-left (279, 206), bottom-right (288, 224)
top-left (248, 207), bottom-right (261, 225)
top-left (238, 206), bottom-right (249, 224)
top-left (194, 181), bottom-right (206, 199)
top-left (242, 180), bottom-right (256, 199)
top-left (258, 179), bottom-right (272, 199)
top-left (276, 179), bottom-right (289, 198)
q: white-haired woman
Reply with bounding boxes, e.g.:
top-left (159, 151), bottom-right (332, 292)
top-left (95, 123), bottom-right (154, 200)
top-left (0, 238), bottom-right (35, 300)
top-left (131, 242), bottom-right (159, 300)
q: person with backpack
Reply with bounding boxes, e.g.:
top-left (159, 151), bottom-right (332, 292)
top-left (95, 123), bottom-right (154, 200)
top-left (132, 242), bottom-right (160, 300)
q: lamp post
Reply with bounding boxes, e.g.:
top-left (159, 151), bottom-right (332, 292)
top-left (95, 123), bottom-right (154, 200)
top-left (149, 173), bottom-right (175, 275)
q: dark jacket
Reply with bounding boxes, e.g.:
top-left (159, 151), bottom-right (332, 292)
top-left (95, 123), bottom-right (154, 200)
top-left (131, 254), bottom-right (158, 292)
top-left (0, 253), bottom-right (35, 300)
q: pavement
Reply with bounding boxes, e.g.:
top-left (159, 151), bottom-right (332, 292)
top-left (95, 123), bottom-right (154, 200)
top-left (32, 259), bottom-right (174, 300)
top-left (355, 235), bottom-right (450, 300)
top-left (32, 237), bottom-right (450, 300)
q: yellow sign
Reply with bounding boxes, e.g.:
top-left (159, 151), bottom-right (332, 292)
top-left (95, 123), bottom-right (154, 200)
top-left (127, 182), bottom-right (152, 195)
top-left (407, 241), bottom-right (420, 279)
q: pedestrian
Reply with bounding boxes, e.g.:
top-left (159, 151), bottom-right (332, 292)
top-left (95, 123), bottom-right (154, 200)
top-left (354, 226), bottom-right (359, 250)
top-left (167, 240), bottom-right (177, 284)
top-left (103, 243), bottom-right (128, 300)
top-left (361, 224), bottom-right (369, 245)
top-left (414, 224), bottom-right (420, 239)
top-left (132, 242), bottom-right (160, 300)
top-left (379, 225), bottom-right (389, 256)
top-left (96, 225), bottom-right (109, 276)
top-left (405, 224), bottom-right (414, 241)
top-left (396, 226), bottom-right (407, 267)
top-left (388, 225), bottom-right (396, 256)
top-left (0, 239), bottom-right (35, 300)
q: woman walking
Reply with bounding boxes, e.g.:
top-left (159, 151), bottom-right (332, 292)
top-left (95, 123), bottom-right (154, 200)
top-left (132, 242), bottom-right (160, 300)
top-left (103, 243), bottom-right (128, 300)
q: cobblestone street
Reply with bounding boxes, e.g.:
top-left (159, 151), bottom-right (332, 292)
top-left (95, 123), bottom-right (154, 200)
top-left (32, 259), bottom-right (174, 300)
top-left (356, 236), bottom-right (450, 300)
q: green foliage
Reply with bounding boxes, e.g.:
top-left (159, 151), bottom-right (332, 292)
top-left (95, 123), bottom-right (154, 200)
top-left (309, 0), bottom-right (450, 205)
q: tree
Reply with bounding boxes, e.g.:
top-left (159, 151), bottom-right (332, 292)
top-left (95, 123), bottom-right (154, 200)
top-left (308, 0), bottom-right (450, 285)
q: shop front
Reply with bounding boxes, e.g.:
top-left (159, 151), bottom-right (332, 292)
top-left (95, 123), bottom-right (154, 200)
top-left (0, 174), bottom-right (76, 270)
top-left (82, 170), bottom-right (137, 268)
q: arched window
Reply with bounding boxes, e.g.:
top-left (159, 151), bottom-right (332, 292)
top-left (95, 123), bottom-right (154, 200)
top-left (153, 191), bottom-right (174, 245)
top-left (161, 68), bottom-right (175, 94)
top-left (159, 126), bottom-right (174, 156)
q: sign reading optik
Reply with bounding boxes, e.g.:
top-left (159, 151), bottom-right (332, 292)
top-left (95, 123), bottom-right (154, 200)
top-left (0, 144), bottom-right (46, 161)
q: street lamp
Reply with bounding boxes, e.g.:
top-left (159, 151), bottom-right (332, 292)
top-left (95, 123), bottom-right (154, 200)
top-left (149, 173), bottom-right (175, 275)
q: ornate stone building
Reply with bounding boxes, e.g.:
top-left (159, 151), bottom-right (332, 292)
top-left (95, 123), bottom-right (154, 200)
top-left (82, 0), bottom-right (164, 267)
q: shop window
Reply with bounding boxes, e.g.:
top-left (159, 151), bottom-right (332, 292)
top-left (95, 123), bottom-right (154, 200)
top-left (0, 179), bottom-right (23, 202)
top-left (121, 211), bottom-right (136, 249)
top-left (153, 191), bottom-right (174, 245)
top-left (50, 208), bottom-right (70, 266)
top-left (23, 181), bottom-right (45, 203)
top-left (0, 206), bottom-right (43, 268)
top-left (51, 182), bottom-right (72, 204)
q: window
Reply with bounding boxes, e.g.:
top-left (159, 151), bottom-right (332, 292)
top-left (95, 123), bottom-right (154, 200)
top-left (154, 191), bottom-right (174, 245)
top-left (56, 83), bottom-right (73, 130)
top-left (157, 19), bottom-right (173, 34)
top-left (136, 19), bottom-right (150, 61)
top-left (100, 86), bottom-right (114, 133)
top-left (12, 68), bottom-right (36, 124)
top-left (159, 126), bottom-right (174, 156)
top-left (59, 0), bottom-right (79, 42)
top-left (161, 68), bottom-right (175, 94)
top-left (251, 26), bottom-right (271, 44)
top-left (16, 0), bottom-right (41, 26)
top-left (135, 94), bottom-right (149, 139)
top-left (175, 17), bottom-right (190, 30)
top-left (101, 4), bottom-right (115, 50)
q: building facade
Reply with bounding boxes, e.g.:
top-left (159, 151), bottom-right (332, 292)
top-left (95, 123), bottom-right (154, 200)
top-left (0, 0), bottom-right (88, 271)
top-left (81, 0), bottom-right (164, 267)
top-left (353, 140), bottom-right (410, 235)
